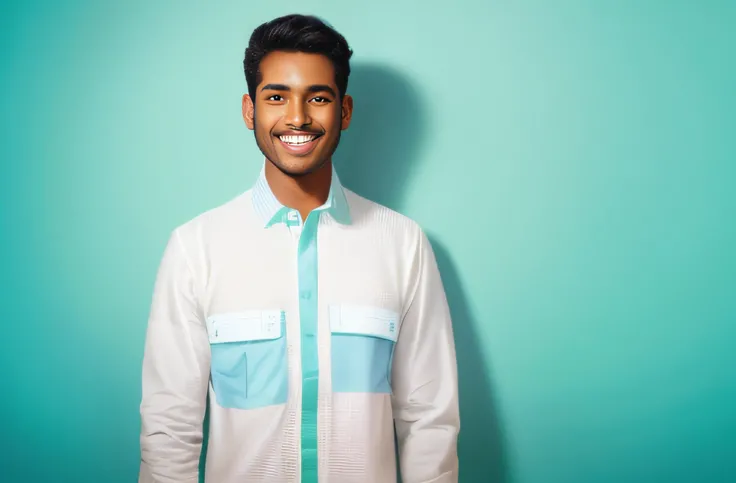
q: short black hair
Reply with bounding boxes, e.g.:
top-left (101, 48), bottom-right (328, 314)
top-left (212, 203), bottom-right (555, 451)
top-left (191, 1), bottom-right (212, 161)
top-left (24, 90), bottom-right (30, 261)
top-left (244, 14), bottom-right (353, 101)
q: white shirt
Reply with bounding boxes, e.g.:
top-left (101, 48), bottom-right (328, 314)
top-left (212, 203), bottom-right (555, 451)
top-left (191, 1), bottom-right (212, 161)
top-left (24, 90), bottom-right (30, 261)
top-left (138, 164), bottom-right (460, 483)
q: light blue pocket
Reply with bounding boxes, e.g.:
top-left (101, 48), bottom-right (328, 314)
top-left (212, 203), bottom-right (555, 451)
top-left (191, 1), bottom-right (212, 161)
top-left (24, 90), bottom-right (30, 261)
top-left (329, 305), bottom-right (399, 394)
top-left (206, 310), bottom-right (288, 409)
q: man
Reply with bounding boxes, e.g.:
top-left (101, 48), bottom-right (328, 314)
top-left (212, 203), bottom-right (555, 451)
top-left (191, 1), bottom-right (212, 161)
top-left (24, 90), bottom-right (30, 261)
top-left (139, 13), bottom-right (459, 483)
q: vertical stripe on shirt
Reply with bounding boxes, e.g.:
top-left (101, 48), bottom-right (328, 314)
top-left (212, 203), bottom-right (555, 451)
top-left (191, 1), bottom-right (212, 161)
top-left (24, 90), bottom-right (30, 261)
top-left (298, 210), bottom-right (321, 482)
top-left (251, 162), bottom-right (353, 482)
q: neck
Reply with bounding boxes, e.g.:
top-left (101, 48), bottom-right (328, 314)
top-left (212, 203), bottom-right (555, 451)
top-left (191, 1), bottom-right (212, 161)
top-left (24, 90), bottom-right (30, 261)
top-left (265, 159), bottom-right (333, 222)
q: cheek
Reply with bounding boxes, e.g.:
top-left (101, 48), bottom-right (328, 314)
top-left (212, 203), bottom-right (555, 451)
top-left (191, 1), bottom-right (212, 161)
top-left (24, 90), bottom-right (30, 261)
top-left (254, 107), bottom-right (281, 131)
top-left (322, 114), bottom-right (342, 137)
top-left (316, 107), bottom-right (342, 133)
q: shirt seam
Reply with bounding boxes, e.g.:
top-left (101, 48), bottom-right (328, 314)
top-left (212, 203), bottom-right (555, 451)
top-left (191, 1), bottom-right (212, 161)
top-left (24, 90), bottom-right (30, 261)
top-left (174, 228), bottom-right (201, 310)
top-left (422, 469), bottom-right (457, 483)
top-left (401, 226), bottom-right (426, 323)
top-left (173, 228), bottom-right (207, 382)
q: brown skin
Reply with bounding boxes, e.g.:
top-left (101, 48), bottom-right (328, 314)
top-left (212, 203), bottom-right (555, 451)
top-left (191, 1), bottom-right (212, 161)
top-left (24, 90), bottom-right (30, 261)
top-left (242, 51), bottom-right (353, 221)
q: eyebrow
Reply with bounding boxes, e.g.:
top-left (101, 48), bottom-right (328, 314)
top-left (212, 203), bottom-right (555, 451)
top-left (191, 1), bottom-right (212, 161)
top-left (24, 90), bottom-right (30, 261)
top-left (260, 83), bottom-right (337, 97)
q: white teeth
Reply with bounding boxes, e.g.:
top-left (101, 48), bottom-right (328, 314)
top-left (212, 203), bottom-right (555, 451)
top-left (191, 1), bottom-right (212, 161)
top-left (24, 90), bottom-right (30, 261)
top-left (279, 135), bottom-right (316, 145)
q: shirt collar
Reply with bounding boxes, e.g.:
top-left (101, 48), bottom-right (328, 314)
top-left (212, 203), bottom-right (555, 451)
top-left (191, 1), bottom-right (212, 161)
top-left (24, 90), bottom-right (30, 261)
top-left (251, 161), bottom-right (352, 227)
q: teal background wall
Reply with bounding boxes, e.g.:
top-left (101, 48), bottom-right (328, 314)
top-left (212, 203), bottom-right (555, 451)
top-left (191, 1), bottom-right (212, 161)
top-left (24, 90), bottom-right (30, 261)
top-left (1, 1), bottom-right (734, 482)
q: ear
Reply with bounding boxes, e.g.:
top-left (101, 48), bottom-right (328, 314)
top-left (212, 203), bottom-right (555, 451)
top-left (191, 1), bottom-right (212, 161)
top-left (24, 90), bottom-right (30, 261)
top-left (242, 94), bottom-right (255, 130)
top-left (340, 94), bottom-right (354, 130)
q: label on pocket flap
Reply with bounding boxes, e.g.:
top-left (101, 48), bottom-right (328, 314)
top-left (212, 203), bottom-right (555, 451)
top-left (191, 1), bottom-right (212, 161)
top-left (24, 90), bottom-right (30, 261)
top-left (329, 305), bottom-right (399, 342)
top-left (206, 310), bottom-right (282, 344)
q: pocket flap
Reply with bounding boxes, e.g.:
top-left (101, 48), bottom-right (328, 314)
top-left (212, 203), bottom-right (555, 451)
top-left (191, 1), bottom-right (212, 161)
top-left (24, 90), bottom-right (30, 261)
top-left (206, 310), bottom-right (282, 344)
top-left (329, 305), bottom-right (399, 342)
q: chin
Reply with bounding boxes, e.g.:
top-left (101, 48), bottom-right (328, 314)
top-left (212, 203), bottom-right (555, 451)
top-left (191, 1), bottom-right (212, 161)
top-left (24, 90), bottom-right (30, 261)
top-left (273, 157), bottom-right (326, 177)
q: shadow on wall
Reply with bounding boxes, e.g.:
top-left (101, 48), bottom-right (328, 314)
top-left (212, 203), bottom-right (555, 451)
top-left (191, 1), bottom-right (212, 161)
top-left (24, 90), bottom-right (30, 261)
top-left (335, 62), bottom-right (423, 209)
top-left (338, 63), bottom-right (510, 483)
top-left (431, 239), bottom-right (510, 483)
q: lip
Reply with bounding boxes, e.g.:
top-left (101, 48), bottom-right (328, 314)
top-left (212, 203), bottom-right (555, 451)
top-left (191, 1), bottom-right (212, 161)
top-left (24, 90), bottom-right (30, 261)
top-left (275, 131), bottom-right (323, 156)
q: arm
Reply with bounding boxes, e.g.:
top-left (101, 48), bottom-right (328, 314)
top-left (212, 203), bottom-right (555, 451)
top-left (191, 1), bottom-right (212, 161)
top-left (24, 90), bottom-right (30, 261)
top-left (391, 230), bottom-right (460, 483)
top-left (139, 229), bottom-right (210, 483)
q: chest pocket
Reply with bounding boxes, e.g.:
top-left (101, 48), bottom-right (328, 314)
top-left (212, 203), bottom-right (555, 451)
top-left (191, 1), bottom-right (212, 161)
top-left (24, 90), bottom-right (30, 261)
top-left (206, 310), bottom-right (288, 410)
top-left (329, 305), bottom-right (399, 394)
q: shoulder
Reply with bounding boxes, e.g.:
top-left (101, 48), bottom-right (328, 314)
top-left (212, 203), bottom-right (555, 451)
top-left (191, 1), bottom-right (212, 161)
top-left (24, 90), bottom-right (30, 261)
top-left (343, 188), bottom-right (429, 253)
top-left (168, 189), bottom-right (255, 248)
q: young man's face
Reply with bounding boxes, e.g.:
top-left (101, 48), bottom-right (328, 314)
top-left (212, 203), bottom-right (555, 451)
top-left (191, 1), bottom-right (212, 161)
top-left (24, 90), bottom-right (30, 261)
top-left (242, 51), bottom-right (353, 177)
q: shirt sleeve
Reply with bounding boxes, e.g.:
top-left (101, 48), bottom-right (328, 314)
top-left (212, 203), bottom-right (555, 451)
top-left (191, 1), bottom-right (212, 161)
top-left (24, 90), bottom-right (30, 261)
top-left (391, 229), bottom-right (461, 483)
top-left (138, 229), bottom-right (210, 483)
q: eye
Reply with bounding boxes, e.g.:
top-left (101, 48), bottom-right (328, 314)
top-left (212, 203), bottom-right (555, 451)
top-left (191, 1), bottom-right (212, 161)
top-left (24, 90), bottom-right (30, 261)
top-left (267, 94), bottom-right (284, 101)
top-left (310, 97), bottom-right (331, 104)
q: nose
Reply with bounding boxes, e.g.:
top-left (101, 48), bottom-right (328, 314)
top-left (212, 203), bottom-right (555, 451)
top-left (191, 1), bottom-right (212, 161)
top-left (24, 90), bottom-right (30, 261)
top-left (285, 98), bottom-right (312, 129)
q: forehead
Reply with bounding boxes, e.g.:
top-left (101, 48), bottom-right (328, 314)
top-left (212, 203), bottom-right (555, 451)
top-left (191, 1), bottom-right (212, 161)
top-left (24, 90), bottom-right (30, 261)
top-left (258, 51), bottom-right (336, 88)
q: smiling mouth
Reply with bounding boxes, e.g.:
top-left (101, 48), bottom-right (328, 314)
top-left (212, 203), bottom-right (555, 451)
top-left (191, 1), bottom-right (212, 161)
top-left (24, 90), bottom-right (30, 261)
top-left (275, 132), bottom-right (324, 156)
top-left (277, 133), bottom-right (322, 145)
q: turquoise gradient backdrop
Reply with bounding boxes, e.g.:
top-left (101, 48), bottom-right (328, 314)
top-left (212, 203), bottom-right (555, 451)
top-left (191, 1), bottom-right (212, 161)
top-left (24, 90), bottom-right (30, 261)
top-left (1, 1), bottom-right (734, 482)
